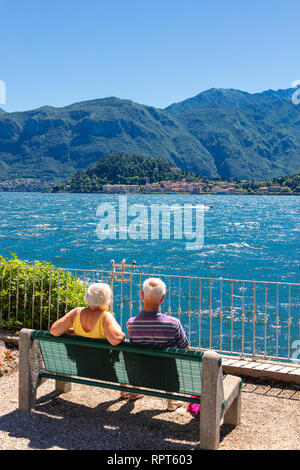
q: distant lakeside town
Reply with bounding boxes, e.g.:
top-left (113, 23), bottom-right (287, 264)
top-left (64, 179), bottom-right (299, 195)
top-left (0, 176), bottom-right (299, 195)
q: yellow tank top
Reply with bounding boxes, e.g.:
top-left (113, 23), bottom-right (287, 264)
top-left (72, 309), bottom-right (107, 339)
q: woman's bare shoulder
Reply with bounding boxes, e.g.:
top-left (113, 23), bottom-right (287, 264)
top-left (102, 310), bottom-right (116, 323)
top-left (67, 307), bottom-right (82, 320)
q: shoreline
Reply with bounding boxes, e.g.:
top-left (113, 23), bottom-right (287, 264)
top-left (0, 190), bottom-right (299, 195)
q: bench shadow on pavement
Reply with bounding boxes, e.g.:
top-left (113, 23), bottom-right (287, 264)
top-left (0, 390), bottom-right (208, 450)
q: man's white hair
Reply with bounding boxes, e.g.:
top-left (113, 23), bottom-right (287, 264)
top-left (142, 278), bottom-right (166, 303)
top-left (84, 282), bottom-right (112, 309)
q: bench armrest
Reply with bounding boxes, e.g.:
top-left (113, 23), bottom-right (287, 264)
top-left (222, 375), bottom-right (242, 413)
top-left (222, 374), bottom-right (242, 426)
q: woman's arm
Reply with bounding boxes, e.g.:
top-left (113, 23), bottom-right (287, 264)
top-left (102, 311), bottom-right (125, 345)
top-left (50, 308), bottom-right (78, 337)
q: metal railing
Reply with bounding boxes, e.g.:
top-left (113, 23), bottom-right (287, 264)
top-left (0, 261), bottom-right (299, 363)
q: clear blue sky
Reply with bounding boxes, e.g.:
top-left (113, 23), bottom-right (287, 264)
top-left (1, 0), bottom-right (300, 112)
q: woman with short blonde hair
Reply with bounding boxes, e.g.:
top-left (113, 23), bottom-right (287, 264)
top-left (84, 282), bottom-right (112, 309)
top-left (50, 282), bottom-right (125, 346)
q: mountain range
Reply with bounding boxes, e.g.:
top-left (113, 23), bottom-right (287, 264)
top-left (0, 87), bottom-right (299, 181)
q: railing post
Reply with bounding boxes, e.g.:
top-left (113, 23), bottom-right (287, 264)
top-left (110, 259), bottom-right (136, 320)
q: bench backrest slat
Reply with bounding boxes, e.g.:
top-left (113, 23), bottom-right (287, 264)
top-left (33, 331), bottom-right (203, 396)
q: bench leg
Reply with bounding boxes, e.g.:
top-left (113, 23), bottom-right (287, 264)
top-left (223, 389), bottom-right (241, 426)
top-left (199, 350), bottom-right (224, 450)
top-left (19, 329), bottom-right (43, 411)
top-left (200, 404), bottom-right (221, 450)
top-left (55, 379), bottom-right (72, 393)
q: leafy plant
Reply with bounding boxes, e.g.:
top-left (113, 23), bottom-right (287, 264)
top-left (0, 254), bottom-right (86, 331)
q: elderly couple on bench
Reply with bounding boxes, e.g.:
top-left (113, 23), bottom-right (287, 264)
top-left (50, 277), bottom-right (189, 412)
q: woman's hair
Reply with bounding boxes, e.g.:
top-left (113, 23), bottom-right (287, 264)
top-left (84, 282), bottom-right (112, 309)
top-left (142, 278), bottom-right (166, 303)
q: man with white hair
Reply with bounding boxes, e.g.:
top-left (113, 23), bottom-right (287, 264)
top-left (126, 277), bottom-right (189, 410)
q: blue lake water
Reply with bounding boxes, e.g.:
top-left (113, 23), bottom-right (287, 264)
top-left (0, 192), bottom-right (299, 359)
top-left (0, 192), bottom-right (299, 282)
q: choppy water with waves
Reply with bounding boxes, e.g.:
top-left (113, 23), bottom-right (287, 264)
top-left (0, 192), bottom-right (298, 282)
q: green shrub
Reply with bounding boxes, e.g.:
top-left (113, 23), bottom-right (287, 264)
top-left (0, 255), bottom-right (86, 331)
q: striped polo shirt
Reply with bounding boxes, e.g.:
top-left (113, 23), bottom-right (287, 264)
top-left (127, 310), bottom-right (189, 349)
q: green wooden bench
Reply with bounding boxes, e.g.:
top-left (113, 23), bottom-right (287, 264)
top-left (18, 328), bottom-right (242, 449)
